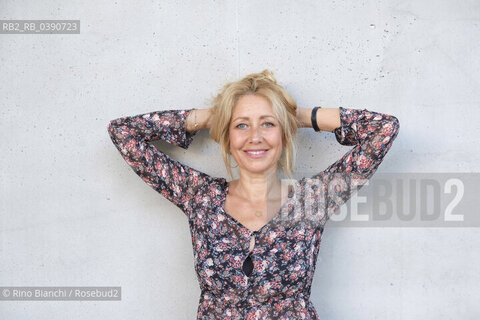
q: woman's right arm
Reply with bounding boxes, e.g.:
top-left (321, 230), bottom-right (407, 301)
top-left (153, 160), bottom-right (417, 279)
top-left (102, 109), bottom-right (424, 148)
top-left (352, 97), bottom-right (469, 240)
top-left (107, 108), bottom-right (213, 216)
top-left (185, 107), bottom-right (214, 132)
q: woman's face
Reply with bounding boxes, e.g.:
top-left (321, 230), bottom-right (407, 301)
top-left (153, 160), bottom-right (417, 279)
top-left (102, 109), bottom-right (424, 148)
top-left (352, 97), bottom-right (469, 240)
top-left (229, 94), bottom-right (284, 176)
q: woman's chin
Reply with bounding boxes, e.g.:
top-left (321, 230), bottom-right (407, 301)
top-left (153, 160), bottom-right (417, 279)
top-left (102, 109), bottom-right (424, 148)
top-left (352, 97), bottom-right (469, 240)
top-left (239, 164), bottom-right (277, 175)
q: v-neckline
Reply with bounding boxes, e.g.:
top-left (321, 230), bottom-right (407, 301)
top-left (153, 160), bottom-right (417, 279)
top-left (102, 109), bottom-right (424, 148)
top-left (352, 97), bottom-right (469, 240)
top-left (219, 178), bottom-right (295, 234)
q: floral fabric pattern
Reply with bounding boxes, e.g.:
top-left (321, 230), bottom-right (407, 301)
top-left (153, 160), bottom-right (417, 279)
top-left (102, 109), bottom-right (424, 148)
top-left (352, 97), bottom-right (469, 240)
top-left (107, 106), bottom-right (400, 319)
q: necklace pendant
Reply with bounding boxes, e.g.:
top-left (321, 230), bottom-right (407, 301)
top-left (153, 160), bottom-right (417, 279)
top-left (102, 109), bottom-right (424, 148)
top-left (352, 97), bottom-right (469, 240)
top-left (255, 210), bottom-right (262, 217)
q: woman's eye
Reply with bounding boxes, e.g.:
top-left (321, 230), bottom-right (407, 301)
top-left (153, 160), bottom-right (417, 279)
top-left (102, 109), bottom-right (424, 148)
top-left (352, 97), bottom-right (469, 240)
top-left (235, 122), bottom-right (274, 129)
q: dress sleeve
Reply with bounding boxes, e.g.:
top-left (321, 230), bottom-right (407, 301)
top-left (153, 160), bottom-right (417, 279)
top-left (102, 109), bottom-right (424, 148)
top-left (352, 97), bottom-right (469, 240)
top-left (107, 108), bottom-right (211, 217)
top-left (310, 106), bottom-right (400, 221)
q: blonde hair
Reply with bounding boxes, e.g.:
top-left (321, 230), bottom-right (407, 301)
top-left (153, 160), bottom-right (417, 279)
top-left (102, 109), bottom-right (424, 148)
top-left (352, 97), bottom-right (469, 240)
top-left (208, 69), bottom-right (301, 180)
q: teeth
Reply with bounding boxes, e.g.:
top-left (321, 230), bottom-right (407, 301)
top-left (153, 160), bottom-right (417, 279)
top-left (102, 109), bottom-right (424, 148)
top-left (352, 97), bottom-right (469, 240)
top-left (247, 150), bottom-right (266, 155)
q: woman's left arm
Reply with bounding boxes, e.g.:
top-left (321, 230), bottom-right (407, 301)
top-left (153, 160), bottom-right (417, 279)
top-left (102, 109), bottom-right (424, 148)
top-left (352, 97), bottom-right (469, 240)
top-left (298, 106), bottom-right (400, 221)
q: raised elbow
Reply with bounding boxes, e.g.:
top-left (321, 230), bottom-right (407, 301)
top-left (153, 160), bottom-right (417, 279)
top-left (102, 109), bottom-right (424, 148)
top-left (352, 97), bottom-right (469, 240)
top-left (391, 116), bottom-right (400, 132)
top-left (107, 117), bottom-right (120, 131)
top-left (107, 119), bottom-right (119, 140)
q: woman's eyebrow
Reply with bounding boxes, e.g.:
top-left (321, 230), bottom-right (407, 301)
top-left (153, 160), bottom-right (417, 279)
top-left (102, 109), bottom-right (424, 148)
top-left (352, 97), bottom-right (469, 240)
top-left (232, 115), bottom-right (276, 122)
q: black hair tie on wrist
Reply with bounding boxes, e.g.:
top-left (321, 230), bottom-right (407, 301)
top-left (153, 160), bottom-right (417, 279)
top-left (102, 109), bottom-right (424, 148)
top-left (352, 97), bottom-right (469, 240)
top-left (311, 106), bottom-right (322, 132)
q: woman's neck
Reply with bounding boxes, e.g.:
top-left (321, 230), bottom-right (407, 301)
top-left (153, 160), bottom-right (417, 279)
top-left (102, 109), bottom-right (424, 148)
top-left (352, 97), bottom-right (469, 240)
top-left (233, 170), bottom-right (282, 203)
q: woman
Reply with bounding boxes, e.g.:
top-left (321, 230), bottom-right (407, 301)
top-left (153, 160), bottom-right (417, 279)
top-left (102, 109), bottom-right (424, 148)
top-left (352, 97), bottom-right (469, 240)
top-left (107, 70), bottom-right (400, 319)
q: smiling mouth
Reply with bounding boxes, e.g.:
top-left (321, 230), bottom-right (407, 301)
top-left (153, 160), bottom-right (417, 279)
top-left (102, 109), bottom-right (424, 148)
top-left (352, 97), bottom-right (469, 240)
top-left (244, 149), bottom-right (268, 158)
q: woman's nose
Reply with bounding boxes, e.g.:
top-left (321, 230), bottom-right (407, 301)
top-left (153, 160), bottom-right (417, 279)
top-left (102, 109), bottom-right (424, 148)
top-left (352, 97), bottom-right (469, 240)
top-left (249, 126), bottom-right (262, 143)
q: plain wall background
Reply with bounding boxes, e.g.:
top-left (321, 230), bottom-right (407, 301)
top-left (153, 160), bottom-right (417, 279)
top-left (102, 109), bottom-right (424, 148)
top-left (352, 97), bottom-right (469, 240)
top-left (1, 1), bottom-right (479, 319)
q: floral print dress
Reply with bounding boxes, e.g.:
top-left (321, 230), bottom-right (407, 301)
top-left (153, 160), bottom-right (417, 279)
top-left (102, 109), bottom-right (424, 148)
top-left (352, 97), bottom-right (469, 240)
top-left (107, 106), bottom-right (400, 319)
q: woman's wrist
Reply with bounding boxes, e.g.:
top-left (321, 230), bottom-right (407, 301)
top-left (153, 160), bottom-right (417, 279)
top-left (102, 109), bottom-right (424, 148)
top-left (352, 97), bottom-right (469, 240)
top-left (296, 106), bottom-right (341, 132)
top-left (186, 108), bottom-right (214, 132)
top-left (296, 107), bottom-right (313, 128)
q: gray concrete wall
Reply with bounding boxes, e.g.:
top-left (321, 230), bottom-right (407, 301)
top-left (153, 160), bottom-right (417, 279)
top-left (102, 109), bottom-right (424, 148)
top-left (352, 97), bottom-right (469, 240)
top-left (1, 1), bottom-right (479, 319)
